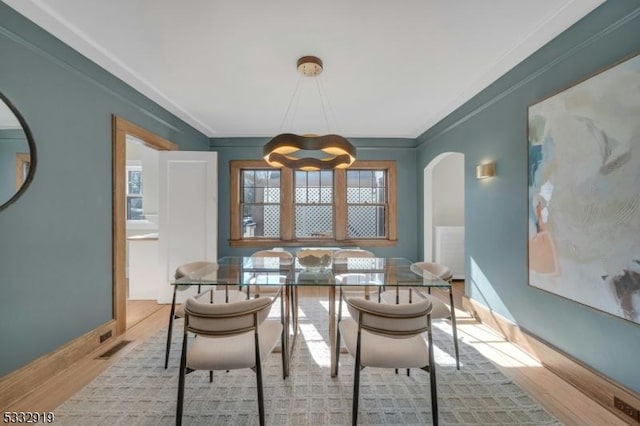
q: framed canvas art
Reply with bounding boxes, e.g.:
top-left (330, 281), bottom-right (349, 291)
top-left (528, 52), bottom-right (640, 324)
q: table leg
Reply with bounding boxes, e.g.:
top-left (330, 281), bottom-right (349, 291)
top-left (282, 285), bottom-right (290, 378)
top-left (289, 286), bottom-right (299, 353)
top-left (329, 285), bottom-right (337, 378)
top-left (449, 285), bottom-right (460, 370)
top-left (293, 287), bottom-right (299, 331)
top-left (164, 286), bottom-right (178, 369)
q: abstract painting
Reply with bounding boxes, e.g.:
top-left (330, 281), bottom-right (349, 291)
top-left (528, 52), bottom-right (640, 325)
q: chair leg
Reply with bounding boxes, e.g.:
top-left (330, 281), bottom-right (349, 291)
top-left (165, 287), bottom-right (178, 369)
top-left (449, 286), bottom-right (460, 369)
top-left (254, 332), bottom-right (265, 426)
top-left (336, 288), bottom-right (343, 376)
top-left (352, 331), bottom-right (362, 426)
top-left (280, 288), bottom-right (286, 380)
top-left (176, 329), bottom-right (188, 426)
top-left (293, 286), bottom-right (299, 330)
top-left (209, 371), bottom-right (213, 383)
top-left (427, 318), bottom-right (439, 426)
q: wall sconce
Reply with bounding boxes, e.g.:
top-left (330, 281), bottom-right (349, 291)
top-left (476, 162), bottom-right (496, 179)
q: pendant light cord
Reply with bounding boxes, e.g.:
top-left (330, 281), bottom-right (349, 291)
top-left (278, 57), bottom-right (343, 136)
top-left (279, 74), bottom-right (303, 133)
top-left (315, 76), bottom-right (331, 134)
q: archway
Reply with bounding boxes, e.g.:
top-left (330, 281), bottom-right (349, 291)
top-left (423, 152), bottom-right (465, 270)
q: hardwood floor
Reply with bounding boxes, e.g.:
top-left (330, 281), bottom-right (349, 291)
top-left (4, 285), bottom-right (627, 425)
top-left (126, 299), bottom-right (165, 329)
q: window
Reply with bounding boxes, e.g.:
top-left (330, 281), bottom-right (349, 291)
top-left (126, 165), bottom-right (144, 220)
top-left (347, 169), bottom-right (387, 238)
top-left (230, 160), bottom-right (396, 246)
top-left (295, 170), bottom-right (333, 238)
top-left (241, 169), bottom-right (280, 237)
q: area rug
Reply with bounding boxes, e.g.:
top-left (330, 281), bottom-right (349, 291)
top-left (56, 298), bottom-right (560, 425)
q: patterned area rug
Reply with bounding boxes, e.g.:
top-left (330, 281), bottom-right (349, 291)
top-left (56, 298), bottom-right (560, 425)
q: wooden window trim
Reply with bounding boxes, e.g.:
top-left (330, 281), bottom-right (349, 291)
top-left (229, 159), bottom-right (397, 247)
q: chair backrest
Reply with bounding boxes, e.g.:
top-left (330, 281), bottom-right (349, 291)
top-left (332, 249), bottom-right (375, 260)
top-left (175, 261), bottom-right (217, 279)
top-left (174, 261), bottom-right (218, 291)
top-left (411, 261), bottom-right (452, 282)
top-left (250, 250), bottom-right (292, 285)
top-left (333, 249), bottom-right (376, 263)
top-left (184, 295), bottom-right (275, 336)
top-left (346, 297), bottom-right (432, 337)
top-left (251, 249), bottom-right (293, 265)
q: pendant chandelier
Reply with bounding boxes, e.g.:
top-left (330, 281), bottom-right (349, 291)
top-left (263, 56), bottom-right (356, 171)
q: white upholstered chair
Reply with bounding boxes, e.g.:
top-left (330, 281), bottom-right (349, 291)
top-left (247, 249), bottom-right (293, 297)
top-left (337, 296), bottom-right (438, 426)
top-left (164, 261), bottom-right (247, 369)
top-left (332, 249), bottom-right (378, 300)
top-left (380, 261), bottom-right (460, 369)
top-left (248, 249), bottom-right (293, 377)
top-left (176, 293), bottom-right (283, 426)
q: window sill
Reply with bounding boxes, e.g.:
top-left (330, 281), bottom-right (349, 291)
top-left (228, 238), bottom-right (398, 248)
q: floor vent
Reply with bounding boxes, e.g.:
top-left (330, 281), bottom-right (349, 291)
top-left (97, 340), bottom-right (132, 359)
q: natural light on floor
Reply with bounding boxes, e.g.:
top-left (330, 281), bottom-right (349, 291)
top-left (298, 299), bottom-right (331, 367)
top-left (457, 322), bottom-right (542, 368)
top-left (271, 292), bottom-right (542, 370)
top-left (298, 322), bottom-right (331, 368)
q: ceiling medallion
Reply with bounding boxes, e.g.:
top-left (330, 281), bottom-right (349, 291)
top-left (263, 56), bottom-right (356, 171)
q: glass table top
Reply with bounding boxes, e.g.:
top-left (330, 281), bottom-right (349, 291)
top-left (172, 256), bottom-right (450, 288)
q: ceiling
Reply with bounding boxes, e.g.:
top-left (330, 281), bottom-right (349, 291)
top-left (4, 0), bottom-right (603, 139)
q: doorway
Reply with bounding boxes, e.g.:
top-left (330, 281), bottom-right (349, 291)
top-left (423, 152), bottom-right (465, 278)
top-left (112, 116), bottom-right (177, 335)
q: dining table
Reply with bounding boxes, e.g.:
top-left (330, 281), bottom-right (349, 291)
top-left (171, 255), bottom-right (451, 378)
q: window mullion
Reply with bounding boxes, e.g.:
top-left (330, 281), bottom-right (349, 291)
top-left (281, 167), bottom-right (294, 240)
top-left (387, 164), bottom-right (397, 241)
top-left (334, 169), bottom-right (347, 241)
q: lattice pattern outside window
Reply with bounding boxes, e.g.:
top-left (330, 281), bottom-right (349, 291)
top-left (295, 170), bottom-right (334, 238)
top-left (347, 170), bottom-right (387, 238)
top-left (263, 204), bottom-right (280, 237)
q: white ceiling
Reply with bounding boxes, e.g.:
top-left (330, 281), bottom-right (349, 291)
top-left (4, 0), bottom-right (603, 138)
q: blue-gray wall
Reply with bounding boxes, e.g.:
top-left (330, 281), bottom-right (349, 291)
top-left (416, 0), bottom-right (640, 393)
top-left (210, 137), bottom-right (419, 259)
top-left (0, 4), bottom-right (209, 377)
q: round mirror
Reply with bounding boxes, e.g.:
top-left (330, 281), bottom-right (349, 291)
top-left (0, 91), bottom-right (36, 211)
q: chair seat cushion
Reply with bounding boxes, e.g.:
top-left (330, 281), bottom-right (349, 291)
top-left (187, 319), bottom-right (282, 370)
top-left (339, 318), bottom-right (429, 368)
top-left (380, 290), bottom-right (451, 319)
